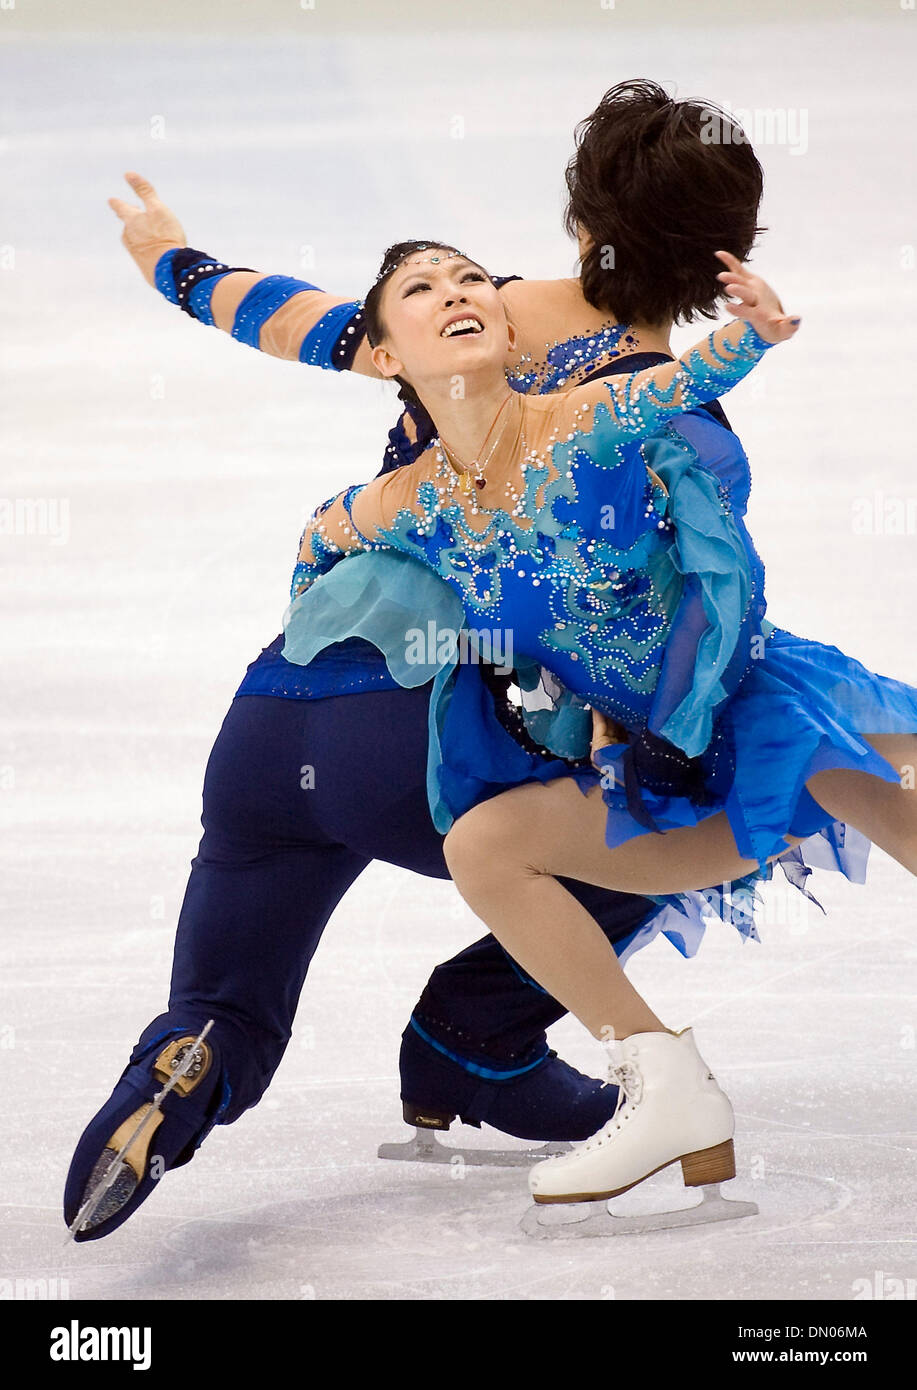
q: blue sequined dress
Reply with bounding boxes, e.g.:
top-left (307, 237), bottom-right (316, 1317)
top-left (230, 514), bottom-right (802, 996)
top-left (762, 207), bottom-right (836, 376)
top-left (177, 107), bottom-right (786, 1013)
top-left (281, 323), bottom-right (917, 951)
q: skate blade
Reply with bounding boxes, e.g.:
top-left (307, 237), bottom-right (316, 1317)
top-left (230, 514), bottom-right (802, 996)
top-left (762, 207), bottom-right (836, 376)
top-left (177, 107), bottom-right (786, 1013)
top-left (77, 1153), bottom-right (139, 1229)
top-left (520, 1184), bottom-right (759, 1239)
top-left (66, 1021), bottom-right (214, 1241)
top-left (377, 1127), bottom-right (571, 1168)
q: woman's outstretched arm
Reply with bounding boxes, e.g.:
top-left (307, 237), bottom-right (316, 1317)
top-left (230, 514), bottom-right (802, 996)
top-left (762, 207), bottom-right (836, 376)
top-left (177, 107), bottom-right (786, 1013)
top-left (556, 256), bottom-right (799, 448)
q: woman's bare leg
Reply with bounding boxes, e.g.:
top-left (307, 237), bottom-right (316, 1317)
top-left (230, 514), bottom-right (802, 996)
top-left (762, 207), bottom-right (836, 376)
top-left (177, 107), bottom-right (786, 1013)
top-left (805, 734), bottom-right (917, 873)
top-left (444, 778), bottom-right (777, 1041)
top-left (444, 734), bottom-right (917, 1045)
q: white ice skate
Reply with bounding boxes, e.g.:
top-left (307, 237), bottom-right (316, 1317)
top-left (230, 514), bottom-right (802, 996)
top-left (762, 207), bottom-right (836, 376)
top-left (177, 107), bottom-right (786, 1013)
top-left (522, 1028), bottom-right (758, 1238)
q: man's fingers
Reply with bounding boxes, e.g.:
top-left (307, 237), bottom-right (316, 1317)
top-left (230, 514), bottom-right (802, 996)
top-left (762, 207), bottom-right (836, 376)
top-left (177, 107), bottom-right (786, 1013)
top-left (108, 196), bottom-right (141, 222)
top-left (715, 249), bottom-right (743, 272)
top-left (124, 171), bottom-right (160, 209)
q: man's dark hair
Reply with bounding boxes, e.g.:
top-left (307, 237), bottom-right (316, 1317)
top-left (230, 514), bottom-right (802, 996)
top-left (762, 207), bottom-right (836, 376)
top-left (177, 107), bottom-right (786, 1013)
top-left (564, 79), bottom-right (766, 326)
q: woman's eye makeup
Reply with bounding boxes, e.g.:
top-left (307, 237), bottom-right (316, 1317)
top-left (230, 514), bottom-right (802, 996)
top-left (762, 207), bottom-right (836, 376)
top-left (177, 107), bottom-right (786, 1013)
top-left (402, 270), bottom-right (487, 297)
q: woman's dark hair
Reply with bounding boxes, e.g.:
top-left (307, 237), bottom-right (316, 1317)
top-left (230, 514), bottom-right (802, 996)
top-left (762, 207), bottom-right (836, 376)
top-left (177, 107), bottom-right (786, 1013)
top-left (363, 240), bottom-right (485, 407)
top-left (564, 79), bottom-right (766, 326)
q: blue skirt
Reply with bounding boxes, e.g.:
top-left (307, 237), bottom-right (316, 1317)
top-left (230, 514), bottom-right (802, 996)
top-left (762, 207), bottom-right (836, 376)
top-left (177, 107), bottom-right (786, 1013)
top-left (578, 624), bottom-right (917, 950)
top-left (280, 554), bottom-right (917, 958)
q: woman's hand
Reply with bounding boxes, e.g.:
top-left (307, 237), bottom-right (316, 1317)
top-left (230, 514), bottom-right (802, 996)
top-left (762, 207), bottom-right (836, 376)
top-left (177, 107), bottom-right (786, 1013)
top-left (108, 173), bottom-right (187, 285)
top-left (715, 250), bottom-right (800, 344)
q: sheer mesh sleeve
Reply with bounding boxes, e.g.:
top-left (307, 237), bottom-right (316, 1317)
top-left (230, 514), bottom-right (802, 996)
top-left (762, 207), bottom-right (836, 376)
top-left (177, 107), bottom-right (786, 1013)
top-left (153, 249), bottom-right (375, 370)
top-left (555, 320), bottom-right (774, 453)
top-left (210, 274), bottom-right (373, 371)
top-left (289, 468), bottom-right (420, 599)
top-left (290, 486), bottom-right (369, 599)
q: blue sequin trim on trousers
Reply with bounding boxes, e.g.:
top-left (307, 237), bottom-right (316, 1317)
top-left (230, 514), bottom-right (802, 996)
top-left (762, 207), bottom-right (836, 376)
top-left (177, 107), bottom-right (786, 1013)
top-left (408, 1016), bottom-right (549, 1080)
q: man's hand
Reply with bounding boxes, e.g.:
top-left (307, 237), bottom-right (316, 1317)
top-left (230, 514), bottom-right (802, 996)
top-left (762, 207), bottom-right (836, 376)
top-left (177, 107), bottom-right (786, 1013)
top-left (590, 707), bottom-right (628, 770)
top-left (108, 172), bottom-right (186, 285)
top-left (715, 250), bottom-right (800, 345)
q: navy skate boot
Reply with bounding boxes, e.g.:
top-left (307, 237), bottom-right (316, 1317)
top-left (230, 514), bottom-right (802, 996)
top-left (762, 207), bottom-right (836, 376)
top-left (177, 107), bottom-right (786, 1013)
top-left (377, 1019), bottom-right (620, 1164)
top-left (64, 1019), bottom-right (230, 1242)
top-left (379, 929), bottom-right (630, 1163)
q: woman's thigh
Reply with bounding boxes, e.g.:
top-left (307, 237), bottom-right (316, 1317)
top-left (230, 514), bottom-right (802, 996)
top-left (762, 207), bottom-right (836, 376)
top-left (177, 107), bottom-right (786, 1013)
top-left (448, 776), bottom-right (768, 898)
top-left (803, 733), bottom-right (917, 871)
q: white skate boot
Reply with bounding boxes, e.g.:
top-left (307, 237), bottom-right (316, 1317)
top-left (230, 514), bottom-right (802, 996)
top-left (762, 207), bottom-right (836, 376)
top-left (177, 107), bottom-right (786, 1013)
top-left (522, 1028), bottom-right (758, 1237)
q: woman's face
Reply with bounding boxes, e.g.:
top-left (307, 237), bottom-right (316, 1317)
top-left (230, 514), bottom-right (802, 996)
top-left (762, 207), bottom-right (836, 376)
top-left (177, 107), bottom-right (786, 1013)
top-left (371, 251), bottom-right (511, 391)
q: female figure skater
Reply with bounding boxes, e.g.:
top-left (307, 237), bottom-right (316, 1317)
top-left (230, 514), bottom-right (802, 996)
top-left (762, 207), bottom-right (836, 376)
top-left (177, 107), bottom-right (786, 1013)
top-left (67, 83), bottom-right (798, 1237)
top-left (280, 241), bottom-right (917, 1206)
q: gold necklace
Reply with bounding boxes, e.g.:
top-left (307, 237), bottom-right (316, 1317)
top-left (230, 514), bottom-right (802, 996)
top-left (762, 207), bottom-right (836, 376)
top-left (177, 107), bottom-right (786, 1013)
top-left (437, 392), bottom-right (517, 494)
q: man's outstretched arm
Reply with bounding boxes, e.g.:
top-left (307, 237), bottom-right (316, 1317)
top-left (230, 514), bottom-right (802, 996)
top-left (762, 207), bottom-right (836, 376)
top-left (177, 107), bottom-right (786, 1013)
top-left (109, 172), bottom-right (380, 375)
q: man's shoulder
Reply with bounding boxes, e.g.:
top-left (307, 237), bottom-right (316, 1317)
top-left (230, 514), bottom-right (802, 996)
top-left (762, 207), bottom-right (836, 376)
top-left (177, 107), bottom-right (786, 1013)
top-left (498, 276), bottom-right (581, 303)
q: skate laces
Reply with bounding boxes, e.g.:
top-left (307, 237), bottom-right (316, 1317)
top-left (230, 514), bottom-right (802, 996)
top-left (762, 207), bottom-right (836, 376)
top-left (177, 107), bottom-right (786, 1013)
top-left (560, 1040), bottom-right (644, 1154)
top-left (605, 1039), bottom-right (643, 1110)
top-left (542, 1039), bottom-right (644, 1161)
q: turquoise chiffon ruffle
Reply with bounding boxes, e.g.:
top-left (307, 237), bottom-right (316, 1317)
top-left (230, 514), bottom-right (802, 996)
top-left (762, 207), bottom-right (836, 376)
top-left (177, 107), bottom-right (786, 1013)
top-left (280, 429), bottom-right (763, 830)
top-left (649, 429), bottom-right (754, 756)
top-left (280, 509), bottom-right (917, 960)
top-left (281, 551), bottom-right (577, 833)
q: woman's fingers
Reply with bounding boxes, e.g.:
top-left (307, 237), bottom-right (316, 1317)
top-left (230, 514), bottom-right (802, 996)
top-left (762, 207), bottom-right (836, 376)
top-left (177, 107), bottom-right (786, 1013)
top-left (724, 301), bottom-right (801, 341)
top-left (724, 281), bottom-right (759, 307)
top-left (717, 268), bottom-right (752, 287)
top-left (772, 314), bottom-right (801, 340)
top-left (715, 253), bottom-right (764, 303)
top-left (714, 251), bottom-right (798, 342)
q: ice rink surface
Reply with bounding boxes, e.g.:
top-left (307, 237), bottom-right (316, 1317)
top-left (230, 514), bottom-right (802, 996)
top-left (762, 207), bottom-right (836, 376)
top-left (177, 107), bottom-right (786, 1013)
top-left (1, 3), bottom-right (916, 1301)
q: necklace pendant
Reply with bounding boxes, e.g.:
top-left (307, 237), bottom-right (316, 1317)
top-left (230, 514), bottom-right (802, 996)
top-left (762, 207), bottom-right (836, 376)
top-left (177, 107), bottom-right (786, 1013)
top-left (474, 476), bottom-right (486, 490)
top-left (460, 473), bottom-right (473, 495)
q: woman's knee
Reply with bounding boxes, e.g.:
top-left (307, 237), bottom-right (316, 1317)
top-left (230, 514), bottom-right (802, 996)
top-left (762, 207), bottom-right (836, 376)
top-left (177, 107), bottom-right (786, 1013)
top-left (443, 797), bottom-right (529, 888)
